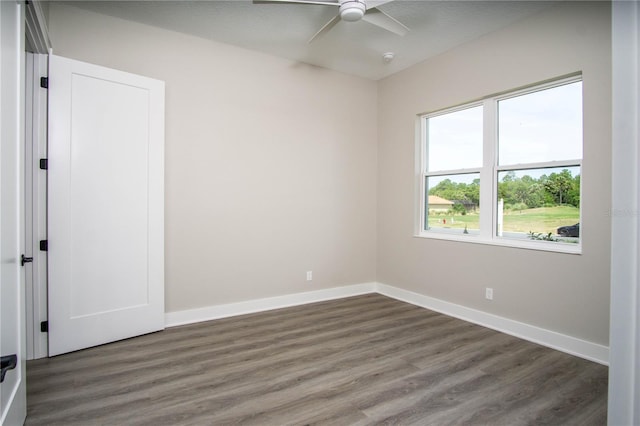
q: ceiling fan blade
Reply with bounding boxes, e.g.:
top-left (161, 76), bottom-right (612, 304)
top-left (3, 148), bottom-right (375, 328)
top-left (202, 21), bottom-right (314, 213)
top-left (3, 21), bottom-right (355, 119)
top-left (308, 14), bottom-right (341, 43)
top-left (362, 8), bottom-right (409, 36)
top-left (365, 0), bottom-right (395, 10)
top-left (253, 0), bottom-right (339, 6)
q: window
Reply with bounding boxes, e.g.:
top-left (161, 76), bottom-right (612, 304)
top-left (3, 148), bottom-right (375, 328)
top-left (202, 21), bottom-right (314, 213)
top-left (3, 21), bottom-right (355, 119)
top-left (423, 105), bottom-right (483, 234)
top-left (419, 77), bottom-right (582, 252)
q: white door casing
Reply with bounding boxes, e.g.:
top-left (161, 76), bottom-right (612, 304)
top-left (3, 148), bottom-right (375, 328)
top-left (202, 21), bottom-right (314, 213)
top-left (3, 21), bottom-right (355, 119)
top-left (609, 1), bottom-right (640, 424)
top-left (1, 0), bottom-right (27, 424)
top-left (48, 55), bottom-right (165, 356)
top-left (25, 52), bottom-right (48, 361)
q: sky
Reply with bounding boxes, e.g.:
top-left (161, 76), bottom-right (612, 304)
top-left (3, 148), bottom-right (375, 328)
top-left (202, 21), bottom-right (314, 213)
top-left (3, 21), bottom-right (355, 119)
top-left (426, 80), bottom-right (583, 175)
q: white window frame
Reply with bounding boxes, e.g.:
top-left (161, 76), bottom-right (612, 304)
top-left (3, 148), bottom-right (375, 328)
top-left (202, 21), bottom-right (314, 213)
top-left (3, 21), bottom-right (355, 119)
top-left (416, 76), bottom-right (583, 254)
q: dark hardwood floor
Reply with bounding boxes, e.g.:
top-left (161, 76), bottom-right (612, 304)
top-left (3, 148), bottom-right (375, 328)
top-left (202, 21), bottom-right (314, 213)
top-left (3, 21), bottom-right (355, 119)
top-left (26, 294), bottom-right (608, 425)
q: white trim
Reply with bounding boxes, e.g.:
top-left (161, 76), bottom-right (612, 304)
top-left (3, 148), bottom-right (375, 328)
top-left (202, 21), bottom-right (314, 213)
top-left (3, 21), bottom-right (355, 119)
top-left (24, 52), bottom-right (48, 360)
top-left (165, 283), bottom-right (376, 327)
top-left (424, 168), bottom-right (482, 178)
top-left (421, 100), bottom-right (484, 120)
top-left (414, 231), bottom-right (582, 255)
top-left (1, 1), bottom-right (27, 422)
top-left (22, 0), bottom-right (50, 361)
top-left (482, 97), bottom-right (496, 240)
top-left (165, 282), bottom-right (608, 366)
top-left (494, 74), bottom-right (582, 103)
top-left (375, 283), bottom-right (608, 365)
top-left (25, 0), bottom-right (51, 54)
top-left (415, 116), bottom-right (424, 235)
top-left (496, 160), bottom-right (581, 172)
top-left (609, 1), bottom-right (640, 424)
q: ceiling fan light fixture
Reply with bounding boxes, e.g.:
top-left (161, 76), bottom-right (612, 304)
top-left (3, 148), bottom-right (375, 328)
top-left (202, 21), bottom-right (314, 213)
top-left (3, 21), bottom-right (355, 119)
top-left (339, 1), bottom-right (366, 22)
top-left (256, 0), bottom-right (409, 44)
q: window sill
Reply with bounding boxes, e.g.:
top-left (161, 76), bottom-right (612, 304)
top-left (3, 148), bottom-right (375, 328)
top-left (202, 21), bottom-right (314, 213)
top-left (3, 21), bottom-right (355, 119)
top-left (414, 230), bottom-right (582, 255)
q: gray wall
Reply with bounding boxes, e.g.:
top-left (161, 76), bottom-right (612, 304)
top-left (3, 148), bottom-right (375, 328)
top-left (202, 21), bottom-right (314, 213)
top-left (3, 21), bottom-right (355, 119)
top-left (48, 4), bottom-right (378, 313)
top-left (377, 2), bottom-right (611, 346)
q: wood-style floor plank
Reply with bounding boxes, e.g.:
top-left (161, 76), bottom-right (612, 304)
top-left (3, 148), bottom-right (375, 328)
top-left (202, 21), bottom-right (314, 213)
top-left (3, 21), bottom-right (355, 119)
top-left (26, 294), bottom-right (608, 425)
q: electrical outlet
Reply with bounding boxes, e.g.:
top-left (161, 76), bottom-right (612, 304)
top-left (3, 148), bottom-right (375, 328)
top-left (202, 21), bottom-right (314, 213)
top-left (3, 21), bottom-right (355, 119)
top-left (306, 271), bottom-right (313, 281)
top-left (485, 287), bottom-right (494, 300)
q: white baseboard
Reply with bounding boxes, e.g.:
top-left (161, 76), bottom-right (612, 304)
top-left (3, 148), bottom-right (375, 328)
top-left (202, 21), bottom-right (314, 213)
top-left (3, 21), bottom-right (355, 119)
top-left (164, 282), bottom-right (376, 327)
top-left (165, 281), bottom-right (609, 365)
top-left (375, 282), bottom-right (609, 366)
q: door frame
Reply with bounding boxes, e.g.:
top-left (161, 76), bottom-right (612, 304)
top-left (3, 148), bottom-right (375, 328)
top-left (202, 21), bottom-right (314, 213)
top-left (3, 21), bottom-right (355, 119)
top-left (24, 0), bottom-right (50, 361)
top-left (25, 52), bottom-right (48, 360)
top-left (1, 1), bottom-right (27, 423)
top-left (609, 1), bottom-right (640, 423)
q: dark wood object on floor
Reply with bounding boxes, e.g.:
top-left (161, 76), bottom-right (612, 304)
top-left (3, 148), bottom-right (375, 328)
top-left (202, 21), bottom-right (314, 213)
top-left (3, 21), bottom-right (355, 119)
top-left (26, 294), bottom-right (608, 425)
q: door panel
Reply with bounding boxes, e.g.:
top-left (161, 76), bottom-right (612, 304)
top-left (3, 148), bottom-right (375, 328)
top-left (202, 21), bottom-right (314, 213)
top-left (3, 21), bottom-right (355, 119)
top-left (69, 74), bottom-right (150, 318)
top-left (48, 55), bottom-right (165, 356)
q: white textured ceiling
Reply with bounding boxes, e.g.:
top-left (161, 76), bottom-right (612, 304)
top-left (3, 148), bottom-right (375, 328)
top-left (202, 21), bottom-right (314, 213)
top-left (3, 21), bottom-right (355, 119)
top-left (60, 0), bottom-right (555, 80)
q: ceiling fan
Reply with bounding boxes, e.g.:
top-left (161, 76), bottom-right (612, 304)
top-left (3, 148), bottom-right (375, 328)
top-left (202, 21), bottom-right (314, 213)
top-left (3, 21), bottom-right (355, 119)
top-left (254, 0), bottom-right (410, 43)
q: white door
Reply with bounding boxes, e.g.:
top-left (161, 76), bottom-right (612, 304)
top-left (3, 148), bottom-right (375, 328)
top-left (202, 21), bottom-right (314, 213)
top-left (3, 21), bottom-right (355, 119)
top-left (48, 55), bottom-right (165, 356)
top-left (1, 0), bottom-right (27, 424)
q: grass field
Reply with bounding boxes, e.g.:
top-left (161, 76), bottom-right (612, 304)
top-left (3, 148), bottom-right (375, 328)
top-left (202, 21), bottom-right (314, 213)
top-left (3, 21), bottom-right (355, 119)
top-left (428, 205), bottom-right (580, 235)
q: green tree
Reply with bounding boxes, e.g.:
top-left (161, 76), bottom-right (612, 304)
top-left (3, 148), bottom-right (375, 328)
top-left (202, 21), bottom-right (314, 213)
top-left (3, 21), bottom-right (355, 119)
top-left (464, 179), bottom-right (480, 206)
top-left (565, 174), bottom-right (581, 207)
top-left (543, 169), bottom-right (574, 205)
top-left (429, 179), bottom-right (470, 204)
top-left (452, 203), bottom-right (467, 215)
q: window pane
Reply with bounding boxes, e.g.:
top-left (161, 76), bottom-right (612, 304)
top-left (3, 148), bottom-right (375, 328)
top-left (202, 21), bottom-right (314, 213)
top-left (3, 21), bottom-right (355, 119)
top-left (426, 173), bottom-right (480, 233)
top-left (498, 81), bottom-right (582, 165)
top-left (496, 167), bottom-right (580, 243)
top-left (427, 106), bottom-right (483, 172)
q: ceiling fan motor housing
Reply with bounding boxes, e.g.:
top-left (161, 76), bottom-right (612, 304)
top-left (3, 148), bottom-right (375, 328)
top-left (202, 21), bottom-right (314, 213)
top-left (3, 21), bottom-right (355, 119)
top-left (339, 0), bottom-right (366, 21)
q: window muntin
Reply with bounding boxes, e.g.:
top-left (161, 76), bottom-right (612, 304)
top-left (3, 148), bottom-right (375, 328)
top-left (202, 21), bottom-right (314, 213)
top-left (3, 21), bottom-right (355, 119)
top-left (419, 77), bottom-right (583, 252)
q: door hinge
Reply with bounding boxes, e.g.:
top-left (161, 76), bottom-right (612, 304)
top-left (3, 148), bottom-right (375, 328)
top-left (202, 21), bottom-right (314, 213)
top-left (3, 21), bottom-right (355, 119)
top-left (40, 77), bottom-right (48, 89)
top-left (39, 240), bottom-right (48, 251)
top-left (40, 321), bottom-right (48, 333)
top-left (39, 158), bottom-right (48, 170)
